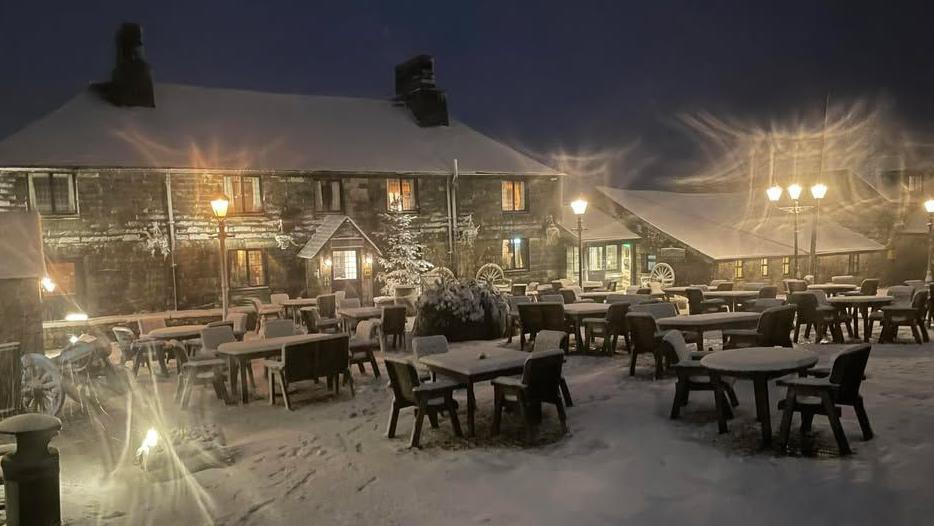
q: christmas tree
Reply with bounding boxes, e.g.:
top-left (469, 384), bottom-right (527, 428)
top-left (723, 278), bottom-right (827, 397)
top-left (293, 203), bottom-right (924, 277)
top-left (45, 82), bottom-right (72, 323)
top-left (375, 205), bottom-right (434, 295)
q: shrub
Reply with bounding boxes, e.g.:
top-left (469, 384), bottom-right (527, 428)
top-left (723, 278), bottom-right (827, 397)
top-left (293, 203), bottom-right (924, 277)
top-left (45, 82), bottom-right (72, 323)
top-left (413, 279), bottom-right (508, 341)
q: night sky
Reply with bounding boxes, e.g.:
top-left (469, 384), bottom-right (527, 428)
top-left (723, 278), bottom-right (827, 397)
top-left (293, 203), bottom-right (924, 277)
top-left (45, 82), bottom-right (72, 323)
top-left (2, 0), bottom-right (933, 185)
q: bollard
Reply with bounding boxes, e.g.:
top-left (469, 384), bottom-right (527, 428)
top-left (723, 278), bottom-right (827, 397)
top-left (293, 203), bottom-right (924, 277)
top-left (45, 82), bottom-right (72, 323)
top-left (0, 413), bottom-right (62, 526)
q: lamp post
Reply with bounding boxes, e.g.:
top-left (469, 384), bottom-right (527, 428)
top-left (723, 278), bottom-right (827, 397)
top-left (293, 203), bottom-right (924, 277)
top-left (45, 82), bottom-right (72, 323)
top-left (570, 197), bottom-right (588, 285)
top-left (767, 183), bottom-right (812, 279)
top-left (808, 183), bottom-right (827, 281)
top-left (925, 199), bottom-right (934, 282)
top-left (210, 194), bottom-right (230, 319)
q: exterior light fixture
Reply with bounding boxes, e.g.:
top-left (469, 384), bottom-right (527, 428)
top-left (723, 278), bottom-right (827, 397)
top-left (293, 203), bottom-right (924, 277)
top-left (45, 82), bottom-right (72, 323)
top-left (924, 198), bottom-right (934, 214)
top-left (210, 194), bottom-right (230, 219)
top-left (210, 194), bottom-right (231, 318)
top-left (570, 198), bottom-right (588, 215)
top-left (766, 185), bottom-right (783, 202)
top-left (569, 198), bottom-right (588, 285)
top-left (40, 276), bottom-right (56, 293)
top-left (787, 183), bottom-right (803, 201)
top-left (810, 183), bottom-right (828, 200)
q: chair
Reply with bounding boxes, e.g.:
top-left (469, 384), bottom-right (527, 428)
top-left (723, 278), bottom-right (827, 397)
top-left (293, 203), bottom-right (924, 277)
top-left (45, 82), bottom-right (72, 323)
top-left (788, 292), bottom-right (845, 343)
top-left (265, 335), bottom-right (353, 409)
top-left (830, 275), bottom-right (857, 285)
top-left (249, 297), bottom-right (281, 330)
top-left (132, 318), bottom-right (170, 376)
top-left (227, 312), bottom-right (249, 336)
top-left (783, 279), bottom-right (808, 294)
top-left (333, 290), bottom-right (347, 306)
top-left (722, 305), bottom-right (796, 349)
top-left (348, 319), bottom-right (381, 377)
top-left (841, 278), bottom-right (880, 297)
top-left (606, 293), bottom-right (656, 305)
top-left (625, 312), bottom-right (668, 378)
top-left (582, 302), bottom-right (631, 355)
top-left (777, 344), bottom-right (873, 455)
top-left (111, 326), bottom-right (137, 365)
top-left (629, 301), bottom-right (678, 320)
top-left (878, 288), bottom-right (929, 343)
top-left (176, 326), bottom-right (233, 408)
top-left (206, 319), bottom-right (234, 330)
top-left (511, 283), bottom-right (528, 296)
top-left (263, 318), bottom-right (296, 338)
top-left (715, 282), bottom-right (734, 291)
top-left (315, 294), bottom-right (340, 325)
top-left (381, 305), bottom-right (408, 349)
top-left (744, 297), bottom-right (785, 313)
top-left (539, 294), bottom-right (565, 304)
top-left (412, 335), bottom-right (449, 362)
top-left (663, 330), bottom-right (738, 426)
top-left (866, 285), bottom-right (914, 339)
top-left (531, 330), bottom-right (574, 407)
top-left (303, 306), bottom-right (340, 334)
top-left (340, 298), bottom-right (362, 310)
top-left (636, 287), bottom-right (652, 295)
top-left (506, 296), bottom-right (533, 343)
top-left (137, 316), bottom-right (166, 335)
top-left (384, 356), bottom-right (462, 448)
top-left (558, 289), bottom-right (577, 304)
top-left (491, 349), bottom-right (568, 444)
top-left (518, 303), bottom-right (569, 351)
top-left (757, 286), bottom-right (778, 299)
top-left (269, 293), bottom-right (290, 305)
top-left (684, 287), bottom-right (726, 314)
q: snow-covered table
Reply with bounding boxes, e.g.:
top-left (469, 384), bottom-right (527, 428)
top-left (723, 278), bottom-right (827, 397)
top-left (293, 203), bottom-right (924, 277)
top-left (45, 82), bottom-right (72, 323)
top-left (279, 298), bottom-right (317, 322)
top-left (656, 312), bottom-right (760, 348)
top-left (701, 347), bottom-right (818, 447)
top-left (563, 303), bottom-right (611, 352)
top-left (808, 283), bottom-right (859, 295)
top-left (827, 295), bottom-right (893, 341)
top-left (146, 324), bottom-right (205, 340)
top-left (419, 347), bottom-right (529, 437)
top-left (702, 290), bottom-right (760, 311)
top-left (339, 306), bottom-right (383, 329)
top-left (578, 291), bottom-right (610, 303)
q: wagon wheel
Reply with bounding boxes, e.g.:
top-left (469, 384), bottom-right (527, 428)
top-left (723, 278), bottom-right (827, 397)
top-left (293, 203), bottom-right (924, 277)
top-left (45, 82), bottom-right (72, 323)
top-left (424, 266), bottom-right (456, 287)
top-left (21, 353), bottom-right (64, 416)
top-left (649, 263), bottom-right (676, 287)
top-left (476, 263), bottom-right (505, 284)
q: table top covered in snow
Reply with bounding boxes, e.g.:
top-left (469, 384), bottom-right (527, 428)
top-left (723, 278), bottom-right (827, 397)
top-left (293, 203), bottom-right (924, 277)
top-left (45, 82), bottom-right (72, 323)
top-left (701, 347), bottom-right (818, 375)
top-left (656, 311), bottom-right (760, 330)
top-left (703, 290), bottom-right (761, 299)
top-left (420, 348), bottom-right (529, 378)
top-left (808, 283), bottom-right (859, 293)
top-left (827, 295), bottom-right (894, 306)
top-left (563, 303), bottom-right (611, 316)
top-left (339, 307), bottom-right (383, 320)
top-left (217, 334), bottom-right (335, 358)
top-left (146, 324), bottom-right (206, 340)
top-left (279, 298), bottom-right (318, 307)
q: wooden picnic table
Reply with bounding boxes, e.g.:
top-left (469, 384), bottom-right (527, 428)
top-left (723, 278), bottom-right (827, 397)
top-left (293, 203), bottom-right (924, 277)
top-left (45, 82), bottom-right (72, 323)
top-left (419, 347), bottom-right (529, 437)
top-left (217, 334), bottom-right (332, 404)
top-left (701, 347), bottom-right (818, 447)
top-left (656, 311), bottom-right (760, 348)
top-left (563, 303), bottom-right (611, 351)
top-left (827, 295), bottom-right (893, 341)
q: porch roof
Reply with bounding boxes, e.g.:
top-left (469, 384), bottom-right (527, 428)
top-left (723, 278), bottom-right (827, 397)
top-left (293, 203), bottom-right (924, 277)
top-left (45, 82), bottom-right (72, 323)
top-left (297, 215), bottom-right (381, 260)
top-left (559, 206), bottom-right (639, 243)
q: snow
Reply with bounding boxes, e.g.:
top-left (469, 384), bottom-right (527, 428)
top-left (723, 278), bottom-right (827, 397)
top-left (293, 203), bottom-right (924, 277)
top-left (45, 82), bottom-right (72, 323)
top-left (0, 84), bottom-right (560, 176)
top-left (597, 186), bottom-right (885, 259)
top-left (560, 206), bottom-right (639, 243)
top-left (32, 326), bottom-right (934, 526)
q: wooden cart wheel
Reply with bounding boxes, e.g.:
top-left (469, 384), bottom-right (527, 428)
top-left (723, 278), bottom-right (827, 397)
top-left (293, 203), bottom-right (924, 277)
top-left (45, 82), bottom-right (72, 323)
top-left (21, 353), bottom-right (64, 416)
top-left (476, 263), bottom-right (505, 284)
top-left (649, 263), bottom-right (676, 287)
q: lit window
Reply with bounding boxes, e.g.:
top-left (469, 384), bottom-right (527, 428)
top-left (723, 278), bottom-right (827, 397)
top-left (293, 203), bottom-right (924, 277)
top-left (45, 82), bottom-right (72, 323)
top-left (782, 256), bottom-right (791, 276)
top-left (29, 173), bottom-right (77, 215)
top-left (734, 260), bottom-right (744, 279)
top-left (645, 254), bottom-right (657, 272)
top-left (316, 180), bottom-right (342, 212)
top-left (848, 253), bottom-right (860, 274)
top-left (229, 249), bottom-right (266, 288)
top-left (760, 258), bottom-right (769, 276)
top-left (605, 244), bottom-right (619, 271)
top-left (501, 180), bottom-right (527, 211)
top-left (588, 246), bottom-right (605, 271)
top-left (566, 246), bottom-right (579, 278)
top-left (908, 175), bottom-right (923, 192)
top-left (332, 250), bottom-right (358, 280)
top-left (45, 261), bottom-right (77, 296)
top-left (502, 238), bottom-right (529, 270)
top-left (386, 177), bottom-right (417, 211)
top-left (224, 175), bottom-right (263, 214)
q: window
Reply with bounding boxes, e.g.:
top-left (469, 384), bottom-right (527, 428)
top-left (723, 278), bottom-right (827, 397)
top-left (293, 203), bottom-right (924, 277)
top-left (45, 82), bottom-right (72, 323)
top-left (848, 253), bottom-right (861, 274)
top-left (332, 250), bottom-right (358, 280)
top-left (229, 249), bottom-right (266, 288)
top-left (29, 173), bottom-right (77, 215)
top-left (386, 178), bottom-right (417, 211)
top-left (782, 256), bottom-right (791, 276)
top-left (586, 244), bottom-right (620, 272)
top-left (588, 246), bottom-right (605, 271)
top-left (733, 260), bottom-right (744, 279)
top-left (605, 244), bottom-right (620, 271)
top-left (566, 246), bottom-right (580, 278)
top-left (909, 174), bottom-right (923, 192)
top-left (501, 180), bottom-right (527, 211)
top-left (645, 254), bottom-right (657, 272)
top-left (760, 258), bottom-right (769, 276)
top-left (224, 175), bottom-right (263, 214)
top-left (502, 238), bottom-right (529, 270)
top-left (45, 261), bottom-right (77, 296)
top-left (315, 180), bottom-right (342, 212)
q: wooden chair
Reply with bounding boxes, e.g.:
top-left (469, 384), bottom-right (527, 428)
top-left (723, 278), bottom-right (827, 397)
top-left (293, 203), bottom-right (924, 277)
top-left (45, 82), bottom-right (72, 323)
top-left (314, 294), bottom-right (341, 330)
top-left (715, 282), bottom-right (734, 291)
top-left (879, 288), bottom-right (929, 343)
top-left (506, 296), bottom-right (533, 343)
top-left (744, 298), bottom-right (784, 313)
top-left (262, 318), bottom-right (296, 338)
top-left (491, 349), bottom-right (568, 444)
top-left (269, 293), bottom-right (290, 306)
top-left (348, 319), bottom-right (381, 377)
top-left (841, 278), bottom-right (879, 297)
top-left (685, 287), bottom-right (726, 314)
top-left (777, 344), bottom-right (873, 455)
top-left (625, 312), bottom-right (668, 378)
top-left (582, 302), bottom-right (631, 354)
top-left (301, 306), bottom-right (340, 334)
top-left (788, 292), bottom-right (846, 343)
top-left (531, 330), bottom-right (574, 407)
top-left (866, 285), bottom-right (914, 340)
top-left (176, 326), bottom-right (233, 408)
top-left (558, 289), bottom-right (577, 305)
top-left (111, 326), bottom-right (137, 365)
top-left (132, 318), bottom-right (171, 376)
top-left (384, 357), bottom-right (462, 448)
top-left (722, 305), bottom-right (796, 349)
top-left (539, 294), bottom-right (565, 304)
top-left (517, 303), bottom-right (568, 351)
top-left (663, 330), bottom-right (737, 428)
top-left (381, 305), bottom-right (408, 349)
top-left (265, 334), bottom-right (353, 410)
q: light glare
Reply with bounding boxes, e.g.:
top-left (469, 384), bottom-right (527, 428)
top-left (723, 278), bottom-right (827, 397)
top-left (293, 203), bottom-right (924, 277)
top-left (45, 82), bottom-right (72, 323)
top-left (766, 185), bottom-right (783, 202)
top-left (787, 183), bottom-right (803, 201)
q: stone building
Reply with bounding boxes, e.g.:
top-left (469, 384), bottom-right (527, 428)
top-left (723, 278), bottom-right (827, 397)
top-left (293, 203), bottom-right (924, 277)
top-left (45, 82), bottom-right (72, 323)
top-left (0, 25), bottom-right (567, 319)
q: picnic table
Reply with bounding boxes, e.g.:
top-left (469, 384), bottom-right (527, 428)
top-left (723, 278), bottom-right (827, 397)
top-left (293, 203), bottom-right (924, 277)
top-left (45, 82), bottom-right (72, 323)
top-left (701, 347), bottom-right (818, 447)
top-left (563, 303), bottom-right (611, 351)
top-left (419, 347), bottom-right (529, 437)
top-left (217, 334), bottom-right (332, 404)
top-left (808, 283), bottom-right (859, 296)
top-left (827, 295), bottom-right (893, 341)
top-left (703, 290), bottom-right (760, 310)
top-left (279, 298), bottom-right (317, 322)
top-left (656, 311), bottom-right (760, 348)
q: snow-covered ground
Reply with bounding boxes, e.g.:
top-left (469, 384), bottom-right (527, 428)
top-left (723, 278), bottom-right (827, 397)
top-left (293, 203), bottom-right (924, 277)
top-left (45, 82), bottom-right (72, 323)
top-left (38, 331), bottom-right (934, 525)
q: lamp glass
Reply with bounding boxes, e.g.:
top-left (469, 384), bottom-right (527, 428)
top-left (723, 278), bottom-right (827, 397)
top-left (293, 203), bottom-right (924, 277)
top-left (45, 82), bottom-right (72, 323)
top-left (810, 183), bottom-right (828, 200)
top-left (570, 198), bottom-right (588, 215)
top-left (766, 185), bottom-right (783, 202)
top-left (924, 199), bottom-right (934, 214)
top-left (210, 195), bottom-right (230, 219)
top-left (787, 183), bottom-right (803, 201)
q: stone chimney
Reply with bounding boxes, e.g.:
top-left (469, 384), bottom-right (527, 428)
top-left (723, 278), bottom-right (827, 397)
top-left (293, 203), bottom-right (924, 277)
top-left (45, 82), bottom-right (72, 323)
top-left (95, 23), bottom-right (155, 107)
top-left (394, 55), bottom-right (448, 127)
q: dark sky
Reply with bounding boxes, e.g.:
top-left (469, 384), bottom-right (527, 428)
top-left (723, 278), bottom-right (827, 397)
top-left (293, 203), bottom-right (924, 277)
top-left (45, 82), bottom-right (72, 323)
top-left (2, 0), bottom-right (933, 185)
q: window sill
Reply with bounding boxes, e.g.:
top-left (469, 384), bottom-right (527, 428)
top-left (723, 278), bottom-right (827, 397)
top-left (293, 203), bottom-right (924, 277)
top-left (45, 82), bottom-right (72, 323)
top-left (37, 213), bottom-right (79, 219)
top-left (502, 209), bottom-right (529, 214)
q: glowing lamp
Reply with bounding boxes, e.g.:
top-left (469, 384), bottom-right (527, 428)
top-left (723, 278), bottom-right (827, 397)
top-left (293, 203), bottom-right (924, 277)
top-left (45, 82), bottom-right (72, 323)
top-left (68, 335), bottom-right (79, 344)
top-left (811, 183), bottom-right (828, 200)
top-left (924, 199), bottom-right (934, 214)
top-left (766, 185), bottom-right (783, 202)
top-left (210, 195), bottom-right (230, 219)
top-left (323, 257), bottom-right (332, 268)
top-left (64, 312), bottom-right (88, 322)
top-left (40, 276), bottom-right (56, 293)
top-left (787, 183), bottom-right (803, 201)
top-left (570, 198), bottom-right (588, 215)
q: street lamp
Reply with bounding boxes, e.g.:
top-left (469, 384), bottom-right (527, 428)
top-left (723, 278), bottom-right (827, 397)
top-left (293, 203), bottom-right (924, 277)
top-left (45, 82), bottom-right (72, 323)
top-left (766, 183), bottom-right (813, 279)
top-left (808, 183), bottom-right (828, 281)
top-left (925, 199), bottom-right (934, 282)
top-left (570, 197), bottom-right (588, 285)
top-left (211, 194), bottom-right (230, 319)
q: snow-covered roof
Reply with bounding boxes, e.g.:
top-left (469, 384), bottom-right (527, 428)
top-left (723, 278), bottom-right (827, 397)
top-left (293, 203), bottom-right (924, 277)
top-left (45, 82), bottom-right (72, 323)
top-left (559, 206), bottom-right (639, 243)
top-left (0, 83), bottom-right (560, 176)
top-left (597, 186), bottom-right (885, 260)
top-left (297, 215), bottom-right (380, 260)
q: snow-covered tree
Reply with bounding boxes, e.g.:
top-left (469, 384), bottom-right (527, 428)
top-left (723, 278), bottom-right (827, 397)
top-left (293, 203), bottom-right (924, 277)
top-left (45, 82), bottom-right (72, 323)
top-left (375, 207), bottom-right (434, 295)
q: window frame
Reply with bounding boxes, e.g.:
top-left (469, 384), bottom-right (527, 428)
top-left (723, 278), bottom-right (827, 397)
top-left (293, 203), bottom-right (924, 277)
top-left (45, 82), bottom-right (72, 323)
top-left (385, 177), bottom-right (419, 212)
top-left (223, 175), bottom-right (264, 215)
top-left (502, 237), bottom-right (530, 271)
top-left (228, 249), bottom-right (268, 289)
top-left (28, 172), bottom-right (78, 216)
top-left (501, 179), bottom-right (529, 212)
top-left (760, 258), bottom-right (769, 277)
top-left (331, 249), bottom-right (360, 281)
top-left (315, 179), bottom-right (344, 214)
top-left (733, 260), bottom-right (744, 280)
top-left (644, 254), bottom-right (657, 273)
top-left (782, 256), bottom-right (791, 276)
top-left (848, 253), bottom-right (861, 274)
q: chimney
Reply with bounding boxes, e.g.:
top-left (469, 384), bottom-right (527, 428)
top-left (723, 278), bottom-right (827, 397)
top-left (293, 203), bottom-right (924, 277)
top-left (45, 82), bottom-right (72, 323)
top-left (394, 55), bottom-right (448, 127)
top-left (95, 23), bottom-right (155, 107)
